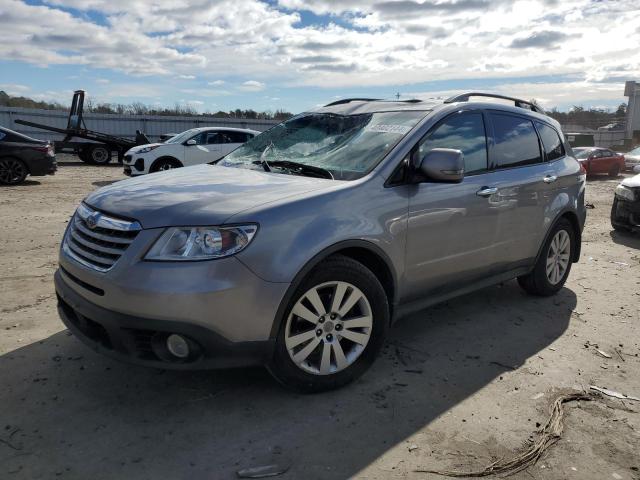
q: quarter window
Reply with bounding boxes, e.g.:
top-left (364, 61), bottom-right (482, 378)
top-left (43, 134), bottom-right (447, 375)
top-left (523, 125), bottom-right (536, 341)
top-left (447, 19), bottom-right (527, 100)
top-left (535, 122), bottom-right (565, 161)
top-left (490, 114), bottom-right (542, 169)
top-left (418, 113), bottom-right (488, 174)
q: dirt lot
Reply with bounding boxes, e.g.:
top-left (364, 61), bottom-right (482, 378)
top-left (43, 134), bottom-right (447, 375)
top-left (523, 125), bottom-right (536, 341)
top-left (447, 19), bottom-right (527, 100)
top-left (1, 155), bottom-right (639, 480)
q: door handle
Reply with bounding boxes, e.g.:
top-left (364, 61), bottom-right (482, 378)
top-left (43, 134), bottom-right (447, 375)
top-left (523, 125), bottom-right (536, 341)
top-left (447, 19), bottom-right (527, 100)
top-left (543, 175), bottom-right (558, 183)
top-left (476, 187), bottom-right (498, 197)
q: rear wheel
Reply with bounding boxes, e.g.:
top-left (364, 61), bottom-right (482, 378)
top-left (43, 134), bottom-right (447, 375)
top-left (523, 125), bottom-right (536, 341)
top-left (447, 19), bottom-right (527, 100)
top-left (608, 164), bottom-right (620, 178)
top-left (0, 158), bottom-right (28, 185)
top-left (268, 255), bottom-right (389, 392)
top-left (87, 145), bottom-right (112, 165)
top-left (518, 218), bottom-right (575, 296)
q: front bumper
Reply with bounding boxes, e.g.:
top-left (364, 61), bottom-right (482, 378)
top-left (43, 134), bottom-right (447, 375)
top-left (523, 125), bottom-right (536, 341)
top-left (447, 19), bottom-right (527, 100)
top-left (55, 269), bottom-right (277, 369)
top-left (611, 196), bottom-right (640, 231)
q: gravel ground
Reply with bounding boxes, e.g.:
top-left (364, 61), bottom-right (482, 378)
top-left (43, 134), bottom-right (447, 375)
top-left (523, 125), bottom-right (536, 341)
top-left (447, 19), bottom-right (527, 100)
top-left (1, 155), bottom-right (639, 480)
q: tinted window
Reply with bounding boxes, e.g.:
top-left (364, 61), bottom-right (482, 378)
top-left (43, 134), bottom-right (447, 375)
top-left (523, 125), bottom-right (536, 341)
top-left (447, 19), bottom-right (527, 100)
top-left (536, 122), bottom-right (564, 161)
top-left (225, 131), bottom-right (249, 143)
top-left (0, 131), bottom-right (5, 142)
top-left (418, 113), bottom-right (488, 174)
top-left (491, 114), bottom-right (542, 168)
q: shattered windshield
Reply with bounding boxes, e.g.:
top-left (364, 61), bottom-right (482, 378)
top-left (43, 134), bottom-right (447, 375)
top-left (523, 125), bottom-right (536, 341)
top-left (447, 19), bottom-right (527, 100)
top-left (219, 111), bottom-right (426, 180)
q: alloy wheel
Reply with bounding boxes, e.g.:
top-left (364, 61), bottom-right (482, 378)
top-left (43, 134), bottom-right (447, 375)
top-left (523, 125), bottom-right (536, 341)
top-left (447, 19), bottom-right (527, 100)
top-left (285, 281), bottom-right (373, 375)
top-left (546, 230), bottom-right (570, 285)
top-left (0, 158), bottom-right (27, 185)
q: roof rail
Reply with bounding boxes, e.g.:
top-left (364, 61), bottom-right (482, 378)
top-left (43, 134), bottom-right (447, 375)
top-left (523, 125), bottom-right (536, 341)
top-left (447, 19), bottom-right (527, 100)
top-left (323, 98), bottom-right (423, 107)
top-left (324, 98), bottom-right (382, 107)
top-left (444, 92), bottom-right (544, 113)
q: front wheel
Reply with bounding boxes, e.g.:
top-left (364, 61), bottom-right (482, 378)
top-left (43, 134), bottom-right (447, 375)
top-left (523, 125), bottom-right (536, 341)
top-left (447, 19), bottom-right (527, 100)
top-left (150, 157), bottom-right (181, 173)
top-left (87, 145), bottom-right (112, 165)
top-left (0, 158), bottom-right (28, 185)
top-left (268, 255), bottom-right (389, 393)
top-left (518, 218), bottom-right (575, 296)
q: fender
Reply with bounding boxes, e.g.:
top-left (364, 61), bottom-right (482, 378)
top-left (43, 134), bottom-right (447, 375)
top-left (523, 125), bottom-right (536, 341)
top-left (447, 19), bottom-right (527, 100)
top-left (533, 208), bottom-right (582, 268)
top-left (267, 239), bottom-right (398, 339)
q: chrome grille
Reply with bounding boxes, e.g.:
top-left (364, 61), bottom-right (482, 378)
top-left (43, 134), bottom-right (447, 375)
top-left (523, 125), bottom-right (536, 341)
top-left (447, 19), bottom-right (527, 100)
top-left (63, 204), bottom-right (141, 272)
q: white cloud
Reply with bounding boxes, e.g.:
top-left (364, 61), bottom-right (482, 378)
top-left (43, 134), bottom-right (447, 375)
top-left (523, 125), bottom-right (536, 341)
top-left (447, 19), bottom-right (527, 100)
top-left (0, 0), bottom-right (638, 108)
top-left (0, 83), bottom-right (30, 94)
top-left (238, 80), bottom-right (266, 92)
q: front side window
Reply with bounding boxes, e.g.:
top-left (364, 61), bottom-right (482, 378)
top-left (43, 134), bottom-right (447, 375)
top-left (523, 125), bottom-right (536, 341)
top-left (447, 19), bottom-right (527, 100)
top-left (536, 122), bottom-right (565, 161)
top-left (418, 112), bottom-right (488, 174)
top-left (220, 111), bottom-right (427, 180)
top-left (574, 148), bottom-right (591, 159)
top-left (490, 113), bottom-right (542, 169)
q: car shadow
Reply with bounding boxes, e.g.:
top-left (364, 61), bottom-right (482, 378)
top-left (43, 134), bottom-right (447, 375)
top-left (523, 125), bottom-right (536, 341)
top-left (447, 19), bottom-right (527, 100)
top-left (56, 161), bottom-right (123, 168)
top-left (0, 180), bottom-right (42, 188)
top-left (610, 229), bottom-right (640, 249)
top-left (0, 281), bottom-right (575, 479)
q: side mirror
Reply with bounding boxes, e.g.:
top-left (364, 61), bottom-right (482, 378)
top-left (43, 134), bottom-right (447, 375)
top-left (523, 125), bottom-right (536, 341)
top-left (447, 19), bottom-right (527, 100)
top-left (419, 148), bottom-right (464, 183)
top-left (186, 139), bottom-right (197, 146)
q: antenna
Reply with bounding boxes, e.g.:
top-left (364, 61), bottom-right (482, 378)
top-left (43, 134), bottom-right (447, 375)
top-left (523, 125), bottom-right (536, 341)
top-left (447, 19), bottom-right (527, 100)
top-left (395, 92), bottom-right (401, 100)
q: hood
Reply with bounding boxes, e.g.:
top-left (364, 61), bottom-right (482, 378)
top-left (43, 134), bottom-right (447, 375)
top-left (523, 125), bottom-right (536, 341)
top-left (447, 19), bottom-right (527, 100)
top-left (128, 143), bottom-right (164, 153)
top-left (621, 173), bottom-right (640, 188)
top-left (84, 164), bottom-right (336, 228)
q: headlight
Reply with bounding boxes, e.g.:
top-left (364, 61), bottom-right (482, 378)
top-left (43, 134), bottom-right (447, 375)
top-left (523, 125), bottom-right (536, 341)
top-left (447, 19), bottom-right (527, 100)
top-left (145, 225), bottom-right (258, 261)
top-left (136, 145), bottom-right (160, 154)
top-left (615, 184), bottom-right (635, 202)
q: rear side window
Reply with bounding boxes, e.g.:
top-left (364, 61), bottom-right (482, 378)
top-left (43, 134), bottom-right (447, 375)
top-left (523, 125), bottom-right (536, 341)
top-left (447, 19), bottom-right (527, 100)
top-left (225, 131), bottom-right (249, 143)
top-left (490, 114), bottom-right (542, 169)
top-left (418, 112), bottom-right (488, 174)
top-left (535, 122), bottom-right (565, 161)
top-left (0, 132), bottom-right (5, 141)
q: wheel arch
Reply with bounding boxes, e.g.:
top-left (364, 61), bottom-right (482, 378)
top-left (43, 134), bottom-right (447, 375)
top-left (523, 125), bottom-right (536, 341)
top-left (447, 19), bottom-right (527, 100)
top-left (268, 240), bottom-right (398, 339)
top-left (534, 210), bottom-right (582, 266)
top-left (150, 156), bottom-right (183, 172)
top-left (0, 155), bottom-right (30, 174)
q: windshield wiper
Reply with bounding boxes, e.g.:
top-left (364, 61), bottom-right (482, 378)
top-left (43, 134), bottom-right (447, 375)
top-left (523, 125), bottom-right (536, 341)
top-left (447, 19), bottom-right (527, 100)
top-left (262, 160), bottom-right (334, 179)
top-left (257, 142), bottom-right (273, 172)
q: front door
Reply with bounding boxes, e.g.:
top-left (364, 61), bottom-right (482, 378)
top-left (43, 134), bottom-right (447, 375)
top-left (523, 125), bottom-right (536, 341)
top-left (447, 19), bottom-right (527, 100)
top-left (184, 131), bottom-right (223, 166)
top-left (404, 111), bottom-right (502, 300)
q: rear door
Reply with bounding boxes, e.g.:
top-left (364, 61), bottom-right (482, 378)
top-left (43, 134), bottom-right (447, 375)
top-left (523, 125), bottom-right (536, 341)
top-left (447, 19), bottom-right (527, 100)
top-left (221, 131), bottom-right (250, 156)
top-left (404, 110), bottom-right (503, 299)
top-left (485, 112), bottom-right (554, 267)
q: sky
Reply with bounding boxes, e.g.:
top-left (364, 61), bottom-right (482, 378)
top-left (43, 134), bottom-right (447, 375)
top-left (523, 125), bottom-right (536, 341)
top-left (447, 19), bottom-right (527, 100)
top-left (0, 0), bottom-right (639, 114)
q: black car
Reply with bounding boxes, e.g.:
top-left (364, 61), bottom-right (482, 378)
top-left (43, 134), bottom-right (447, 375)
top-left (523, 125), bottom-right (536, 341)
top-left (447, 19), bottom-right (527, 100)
top-left (0, 126), bottom-right (57, 185)
top-left (612, 173), bottom-right (640, 232)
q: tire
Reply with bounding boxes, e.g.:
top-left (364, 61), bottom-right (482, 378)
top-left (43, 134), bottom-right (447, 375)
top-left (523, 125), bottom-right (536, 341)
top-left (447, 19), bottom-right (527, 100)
top-left (268, 255), bottom-right (389, 393)
top-left (608, 164), bottom-right (620, 178)
top-left (518, 218), bottom-right (575, 296)
top-left (87, 145), bottom-right (112, 165)
top-left (150, 157), bottom-right (182, 173)
top-left (0, 157), bottom-right (29, 185)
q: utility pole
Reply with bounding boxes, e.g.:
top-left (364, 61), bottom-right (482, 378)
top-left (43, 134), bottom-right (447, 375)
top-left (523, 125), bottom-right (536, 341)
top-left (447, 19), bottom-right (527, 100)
top-left (395, 92), bottom-right (401, 100)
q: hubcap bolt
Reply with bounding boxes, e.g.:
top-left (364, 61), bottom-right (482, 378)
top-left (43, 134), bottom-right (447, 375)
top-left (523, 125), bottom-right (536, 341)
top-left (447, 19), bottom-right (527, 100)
top-left (335, 324), bottom-right (342, 331)
top-left (318, 317), bottom-right (325, 323)
top-left (330, 313), bottom-right (336, 320)
top-left (316, 329), bottom-right (323, 336)
top-left (326, 334), bottom-right (333, 341)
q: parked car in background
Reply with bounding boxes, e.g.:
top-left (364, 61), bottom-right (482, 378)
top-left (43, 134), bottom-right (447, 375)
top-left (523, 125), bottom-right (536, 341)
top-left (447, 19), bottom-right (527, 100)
top-left (0, 126), bottom-right (56, 185)
top-left (123, 127), bottom-right (260, 176)
top-left (622, 146), bottom-right (640, 171)
top-left (55, 93), bottom-right (585, 392)
top-left (572, 147), bottom-right (625, 177)
top-left (611, 173), bottom-right (640, 232)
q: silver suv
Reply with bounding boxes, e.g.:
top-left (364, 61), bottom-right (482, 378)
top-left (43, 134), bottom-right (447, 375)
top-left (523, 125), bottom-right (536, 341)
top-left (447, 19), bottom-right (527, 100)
top-left (55, 93), bottom-right (586, 392)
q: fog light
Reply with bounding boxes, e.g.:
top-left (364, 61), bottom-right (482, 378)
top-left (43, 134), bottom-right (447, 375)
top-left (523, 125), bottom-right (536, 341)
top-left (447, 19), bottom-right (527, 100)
top-left (166, 334), bottom-right (189, 358)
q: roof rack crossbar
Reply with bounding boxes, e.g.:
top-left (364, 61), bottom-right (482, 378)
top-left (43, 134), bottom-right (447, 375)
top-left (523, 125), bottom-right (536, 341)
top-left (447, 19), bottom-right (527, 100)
top-left (444, 92), bottom-right (544, 113)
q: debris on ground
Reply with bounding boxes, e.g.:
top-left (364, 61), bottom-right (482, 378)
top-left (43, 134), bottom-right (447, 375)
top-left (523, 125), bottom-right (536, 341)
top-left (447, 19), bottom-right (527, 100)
top-left (408, 444), bottom-right (419, 452)
top-left (585, 203), bottom-right (595, 209)
top-left (414, 392), bottom-right (591, 477)
top-left (590, 386), bottom-right (640, 402)
top-left (236, 463), bottom-right (290, 478)
top-left (596, 349), bottom-right (613, 359)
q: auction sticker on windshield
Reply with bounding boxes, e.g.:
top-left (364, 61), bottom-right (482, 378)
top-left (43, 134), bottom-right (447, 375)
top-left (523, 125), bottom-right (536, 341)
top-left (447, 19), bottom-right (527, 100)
top-left (365, 124), bottom-right (412, 135)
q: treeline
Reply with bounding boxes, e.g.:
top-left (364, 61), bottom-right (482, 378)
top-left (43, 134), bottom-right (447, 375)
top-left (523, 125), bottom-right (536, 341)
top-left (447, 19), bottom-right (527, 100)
top-left (545, 103), bottom-right (627, 129)
top-left (0, 91), bottom-right (293, 120)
